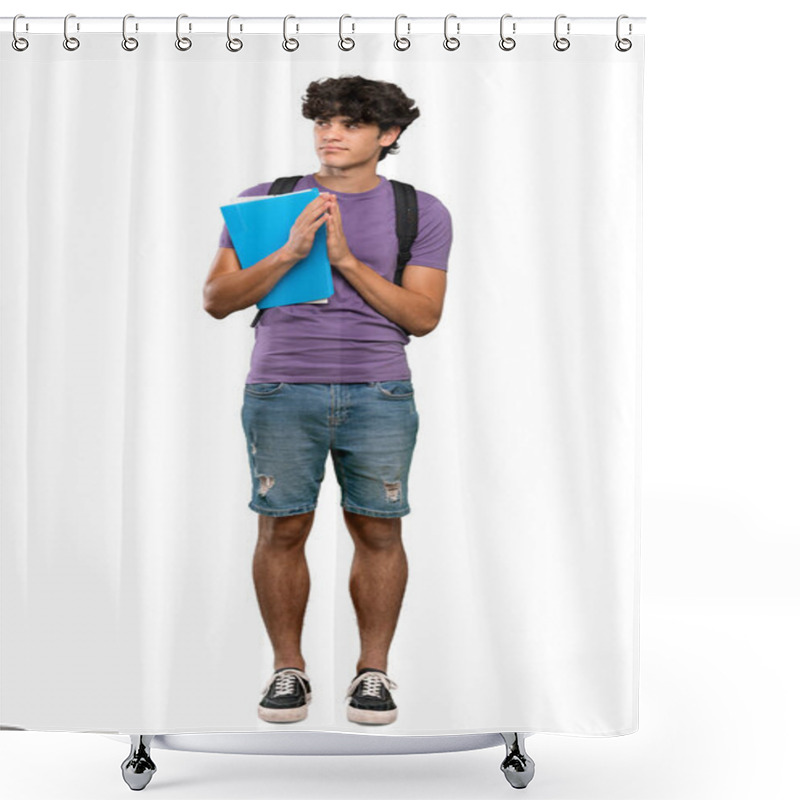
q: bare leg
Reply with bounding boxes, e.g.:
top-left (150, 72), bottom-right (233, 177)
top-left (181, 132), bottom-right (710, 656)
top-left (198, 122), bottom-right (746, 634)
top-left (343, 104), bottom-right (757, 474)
top-left (343, 510), bottom-right (408, 673)
top-left (252, 511), bottom-right (315, 672)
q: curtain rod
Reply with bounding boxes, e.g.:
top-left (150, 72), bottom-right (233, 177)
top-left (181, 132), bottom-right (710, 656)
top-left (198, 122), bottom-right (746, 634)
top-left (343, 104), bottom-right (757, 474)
top-left (1, 16), bottom-right (646, 37)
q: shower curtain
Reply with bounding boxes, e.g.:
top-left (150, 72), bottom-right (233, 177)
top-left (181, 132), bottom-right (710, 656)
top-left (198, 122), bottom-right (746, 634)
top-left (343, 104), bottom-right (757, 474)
top-left (0, 19), bottom-right (644, 736)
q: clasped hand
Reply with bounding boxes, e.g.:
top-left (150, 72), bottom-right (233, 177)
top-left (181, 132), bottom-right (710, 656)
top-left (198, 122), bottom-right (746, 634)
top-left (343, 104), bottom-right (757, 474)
top-left (283, 192), bottom-right (354, 270)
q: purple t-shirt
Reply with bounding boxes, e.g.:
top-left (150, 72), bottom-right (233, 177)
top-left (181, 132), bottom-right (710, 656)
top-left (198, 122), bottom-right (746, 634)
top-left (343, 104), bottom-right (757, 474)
top-left (218, 173), bottom-right (453, 383)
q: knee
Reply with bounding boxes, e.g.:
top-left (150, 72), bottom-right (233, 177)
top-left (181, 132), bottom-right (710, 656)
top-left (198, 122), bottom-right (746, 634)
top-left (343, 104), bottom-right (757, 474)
top-left (345, 511), bottom-right (402, 551)
top-left (257, 511), bottom-right (314, 549)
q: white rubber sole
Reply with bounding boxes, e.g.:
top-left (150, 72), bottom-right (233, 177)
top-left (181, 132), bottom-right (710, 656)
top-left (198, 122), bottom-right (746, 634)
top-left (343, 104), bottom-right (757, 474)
top-left (258, 692), bottom-right (312, 723)
top-left (346, 704), bottom-right (398, 725)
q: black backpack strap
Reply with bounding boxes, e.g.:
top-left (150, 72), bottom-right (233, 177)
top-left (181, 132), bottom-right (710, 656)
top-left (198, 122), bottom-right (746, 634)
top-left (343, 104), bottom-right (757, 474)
top-left (389, 179), bottom-right (418, 287)
top-left (268, 175), bottom-right (304, 196)
top-left (250, 176), bottom-right (304, 327)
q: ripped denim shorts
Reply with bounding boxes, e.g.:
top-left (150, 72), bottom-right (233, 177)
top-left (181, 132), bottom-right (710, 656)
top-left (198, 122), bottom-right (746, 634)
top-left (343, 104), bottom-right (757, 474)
top-left (241, 381), bottom-right (419, 518)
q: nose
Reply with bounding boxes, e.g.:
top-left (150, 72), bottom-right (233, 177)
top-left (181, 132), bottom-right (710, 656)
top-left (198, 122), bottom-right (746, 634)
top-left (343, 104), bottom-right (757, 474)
top-left (323, 120), bottom-right (347, 139)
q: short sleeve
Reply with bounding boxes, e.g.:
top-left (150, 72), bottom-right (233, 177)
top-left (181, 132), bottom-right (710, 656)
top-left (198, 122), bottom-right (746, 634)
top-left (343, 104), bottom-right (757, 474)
top-left (218, 182), bottom-right (273, 249)
top-left (218, 224), bottom-right (234, 249)
top-left (407, 193), bottom-right (453, 271)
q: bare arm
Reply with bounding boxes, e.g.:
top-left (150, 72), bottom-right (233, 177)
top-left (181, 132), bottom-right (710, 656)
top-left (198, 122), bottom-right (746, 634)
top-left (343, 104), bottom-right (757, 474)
top-left (335, 260), bottom-right (447, 337)
top-left (202, 245), bottom-right (298, 319)
top-left (203, 192), bottom-right (334, 319)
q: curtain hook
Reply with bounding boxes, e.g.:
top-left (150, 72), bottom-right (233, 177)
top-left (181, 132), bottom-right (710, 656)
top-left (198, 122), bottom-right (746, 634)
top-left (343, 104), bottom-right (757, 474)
top-left (499, 13), bottom-right (516, 51)
top-left (338, 14), bottom-right (355, 51)
top-left (122, 14), bottom-right (139, 51)
top-left (443, 13), bottom-right (460, 51)
top-left (227, 15), bottom-right (243, 51)
top-left (283, 15), bottom-right (299, 51)
top-left (553, 14), bottom-right (570, 51)
top-left (615, 14), bottom-right (632, 51)
top-left (12, 14), bottom-right (29, 51)
top-left (175, 13), bottom-right (192, 50)
top-left (63, 13), bottom-right (80, 51)
top-left (394, 15), bottom-right (410, 51)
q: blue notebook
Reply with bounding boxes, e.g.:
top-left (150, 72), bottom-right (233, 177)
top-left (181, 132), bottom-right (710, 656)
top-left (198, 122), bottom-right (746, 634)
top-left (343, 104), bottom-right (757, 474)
top-left (220, 187), bottom-right (334, 309)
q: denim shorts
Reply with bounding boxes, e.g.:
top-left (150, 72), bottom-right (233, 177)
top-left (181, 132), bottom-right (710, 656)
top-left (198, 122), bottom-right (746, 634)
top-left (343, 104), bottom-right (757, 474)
top-left (241, 381), bottom-right (419, 518)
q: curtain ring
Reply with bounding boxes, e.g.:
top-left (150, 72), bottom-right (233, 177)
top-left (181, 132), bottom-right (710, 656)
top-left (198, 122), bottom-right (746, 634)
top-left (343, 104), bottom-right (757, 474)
top-left (227, 15), bottom-right (243, 51)
top-left (283, 15), bottom-right (299, 51)
top-left (176, 14), bottom-right (192, 50)
top-left (443, 14), bottom-right (460, 51)
top-left (12, 14), bottom-right (29, 51)
top-left (122, 14), bottom-right (139, 51)
top-left (63, 13), bottom-right (80, 51)
top-left (615, 14), bottom-right (632, 52)
top-left (338, 15), bottom-right (355, 51)
top-left (499, 13), bottom-right (516, 51)
top-left (553, 14), bottom-right (570, 51)
top-left (394, 14), bottom-right (410, 51)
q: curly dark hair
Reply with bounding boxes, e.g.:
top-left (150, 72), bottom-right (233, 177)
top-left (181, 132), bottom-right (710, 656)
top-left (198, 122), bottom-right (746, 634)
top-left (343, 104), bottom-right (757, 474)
top-left (301, 75), bottom-right (420, 161)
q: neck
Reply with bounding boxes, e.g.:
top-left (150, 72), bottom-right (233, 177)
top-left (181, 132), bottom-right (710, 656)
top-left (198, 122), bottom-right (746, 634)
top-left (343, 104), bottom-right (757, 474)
top-left (313, 167), bottom-right (381, 194)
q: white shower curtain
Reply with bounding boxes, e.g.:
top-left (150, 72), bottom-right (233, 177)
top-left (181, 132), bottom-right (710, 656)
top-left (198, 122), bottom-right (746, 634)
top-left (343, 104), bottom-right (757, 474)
top-left (0, 23), bottom-right (643, 736)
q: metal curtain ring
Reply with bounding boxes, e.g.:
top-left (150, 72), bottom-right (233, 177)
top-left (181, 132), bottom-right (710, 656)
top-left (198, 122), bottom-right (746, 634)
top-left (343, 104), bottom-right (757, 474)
top-left (122, 14), bottom-right (138, 51)
top-left (553, 14), bottom-right (570, 51)
top-left (443, 14), bottom-right (460, 51)
top-left (394, 15), bottom-right (410, 50)
top-left (176, 13), bottom-right (192, 50)
top-left (499, 13), bottom-right (516, 50)
top-left (227, 15), bottom-right (243, 51)
top-left (283, 15), bottom-right (299, 51)
top-left (12, 14), bottom-right (29, 51)
top-left (63, 13), bottom-right (80, 51)
top-left (338, 14), bottom-right (355, 51)
top-left (615, 14), bottom-right (632, 51)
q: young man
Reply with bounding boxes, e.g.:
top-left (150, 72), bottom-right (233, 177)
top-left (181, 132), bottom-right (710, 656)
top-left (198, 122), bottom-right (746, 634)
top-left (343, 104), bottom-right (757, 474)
top-left (203, 76), bottom-right (452, 726)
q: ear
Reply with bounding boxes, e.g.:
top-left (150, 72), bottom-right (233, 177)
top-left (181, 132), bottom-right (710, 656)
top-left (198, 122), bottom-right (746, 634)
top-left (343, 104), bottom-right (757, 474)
top-left (379, 125), bottom-right (402, 147)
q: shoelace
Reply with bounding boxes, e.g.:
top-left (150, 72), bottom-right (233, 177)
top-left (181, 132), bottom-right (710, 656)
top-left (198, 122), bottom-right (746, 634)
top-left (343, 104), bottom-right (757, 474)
top-left (345, 671), bottom-right (398, 701)
top-left (264, 668), bottom-right (309, 698)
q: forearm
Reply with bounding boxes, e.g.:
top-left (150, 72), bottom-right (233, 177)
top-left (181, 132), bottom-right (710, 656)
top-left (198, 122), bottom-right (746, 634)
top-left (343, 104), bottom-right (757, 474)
top-left (336, 256), bottom-right (438, 337)
top-left (204, 246), bottom-right (299, 319)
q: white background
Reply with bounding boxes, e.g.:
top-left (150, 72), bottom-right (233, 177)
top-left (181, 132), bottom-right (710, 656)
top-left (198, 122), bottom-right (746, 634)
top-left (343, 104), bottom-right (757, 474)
top-left (1, 1), bottom-right (797, 799)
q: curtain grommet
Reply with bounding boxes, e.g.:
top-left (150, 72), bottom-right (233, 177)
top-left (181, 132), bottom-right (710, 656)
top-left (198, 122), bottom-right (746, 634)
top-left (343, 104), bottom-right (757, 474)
top-left (63, 13), bottom-right (80, 51)
top-left (12, 14), bottom-right (29, 51)
top-left (175, 14), bottom-right (192, 51)
top-left (499, 14), bottom-right (516, 51)
top-left (443, 13), bottom-right (460, 51)
top-left (338, 14), bottom-right (355, 51)
top-left (226, 15), bottom-right (243, 52)
top-left (282, 15), bottom-right (299, 51)
top-left (394, 15), bottom-right (411, 51)
top-left (553, 14), bottom-right (570, 51)
top-left (615, 15), bottom-right (632, 51)
top-left (121, 14), bottom-right (139, 51)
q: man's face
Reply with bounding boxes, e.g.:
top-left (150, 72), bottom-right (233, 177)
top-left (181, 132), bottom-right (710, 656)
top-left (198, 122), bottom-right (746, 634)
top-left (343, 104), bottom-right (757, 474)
top-left (313, 114), bottom-right (399, 170)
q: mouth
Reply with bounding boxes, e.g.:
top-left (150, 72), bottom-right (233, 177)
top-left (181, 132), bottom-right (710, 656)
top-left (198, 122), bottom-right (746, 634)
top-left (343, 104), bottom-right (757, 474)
top-left (322, 147), bottom-right (345, 152)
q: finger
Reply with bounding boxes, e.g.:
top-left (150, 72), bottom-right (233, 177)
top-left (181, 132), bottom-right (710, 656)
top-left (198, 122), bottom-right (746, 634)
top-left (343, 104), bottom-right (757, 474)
top-left (311, 205), bottom-right (334, 226)
top-left (300, 195), bottom-right (332, 222)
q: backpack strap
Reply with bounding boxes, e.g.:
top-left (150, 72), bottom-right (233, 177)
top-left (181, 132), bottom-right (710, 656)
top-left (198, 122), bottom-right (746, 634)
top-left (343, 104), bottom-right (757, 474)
top-left (250, 176), bottom-right (304, 327)
top-left (389, 179), bottom-right (418, 287)
top-left (268, 175), bottom-right (304, 196)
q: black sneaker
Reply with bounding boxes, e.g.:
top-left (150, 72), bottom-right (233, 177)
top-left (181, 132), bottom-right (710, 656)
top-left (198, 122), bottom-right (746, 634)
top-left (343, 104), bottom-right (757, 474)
top-left (345, 668), bottom-right (398, 725)
top-left (258, 667), bottom-right (312, 723)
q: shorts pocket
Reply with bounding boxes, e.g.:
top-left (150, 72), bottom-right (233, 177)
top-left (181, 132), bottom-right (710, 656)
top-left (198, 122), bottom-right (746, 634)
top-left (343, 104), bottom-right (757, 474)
top-left (375, 380), bottom-right (414, 398)
top-left (244, 382), bottom-right (286, 398)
